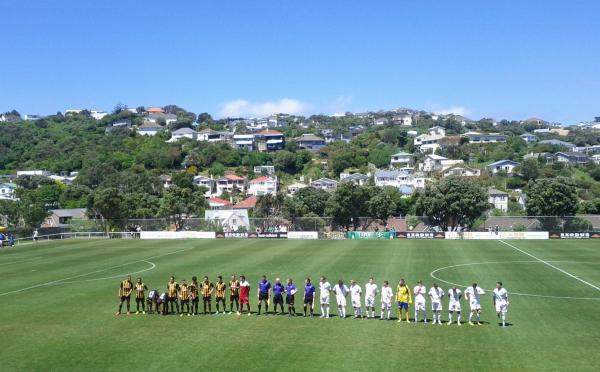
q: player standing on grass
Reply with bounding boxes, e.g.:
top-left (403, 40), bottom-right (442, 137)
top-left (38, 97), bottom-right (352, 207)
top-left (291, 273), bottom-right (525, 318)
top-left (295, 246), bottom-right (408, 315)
top-left (413, 280), bottom-right (427, 323)
top-left (116, 275), bottom-right (133, 315)
top-left (238, 275), bottom-right (251, 316)
top-left (229, 275), bottom-right (240, 315)
top-left (380, 281), bottom-right (393, 320)
top-left (134, 278), bottom-right (147, 314)
top-left (350, 279), bottom-right (363, 319)
top-left (147, 289), bottom-right (159, 314)
top-left (167, 276), bottom-right (179, 315)
top-left (493, 281), bottom-right (509, 327)
top-left (158, 291), bottom-right (168, 315)
top-left (447, 286), bottom-right (462, 326)
top-left (319, 276), bottom-right (332, 319)
top-left (215, 276), bottom-right (227, 314)
top-left (190, 277), bottom-right (199, 316)
top-left (332, 279), bottom-right (349, 319)
top-left (285, 278), bottom-right (297, 316)
top-left (465, 283), bottom-right (485, 325)
top-left (396, 279), bottom-right (412, 323)
top-left (365, 277), bottom-right (378, 319)
top-left (429, 283), bottom-right (444, 325)
top-left (272, 278), bottom-right (285, 315)
top-left (257, 275), bottom-right (271, 315)
top-left (201, 276), bottom-right (214, 315)
top-left (303, 278), bottom-right (316, 318)
top-left (179, 279), bottom-right (190, 316)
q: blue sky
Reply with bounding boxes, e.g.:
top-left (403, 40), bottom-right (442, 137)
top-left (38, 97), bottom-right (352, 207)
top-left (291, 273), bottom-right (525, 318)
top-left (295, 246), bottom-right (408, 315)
top-left (1, 0), bottom-right (598, 124)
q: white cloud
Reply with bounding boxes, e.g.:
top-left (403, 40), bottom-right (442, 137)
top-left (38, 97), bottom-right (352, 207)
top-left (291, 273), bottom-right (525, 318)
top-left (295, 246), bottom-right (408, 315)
top-left (435, 106), bottom-right (471, 117)
top-left (328, 95), bottom-right (353, 116)
top-left (219, 98), bottom-right (309, 118)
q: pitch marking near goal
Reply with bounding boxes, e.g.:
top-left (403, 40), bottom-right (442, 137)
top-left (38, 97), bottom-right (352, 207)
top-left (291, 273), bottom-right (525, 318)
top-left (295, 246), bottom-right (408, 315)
top-left (0, 257), bottom-right (41, 267)
top-left (430, 260), bottom-right (600, 301)
top-left (499, 240), bottom-right (600, 292)
top-left (0, 246), bottom-right (193, 297)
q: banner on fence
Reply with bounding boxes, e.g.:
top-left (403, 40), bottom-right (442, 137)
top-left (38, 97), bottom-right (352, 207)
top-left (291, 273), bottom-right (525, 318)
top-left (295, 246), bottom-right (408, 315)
top-left (347, 231), bottom-right (394, 240)
top-left (287, 231), bottom-right (319, 240)
top-left (549, 232), bottom-right (600, 239)
top-left (398, 232), bottom-right (445, 239)
top-left (140, 231), bottom-right (216, 239)
top-left (445, 231), bottom-right (548, 240)
top-left (324, 231), bottom-right (346, 240)
top-left (216, 232), bottom-right (249, 239)
top-left (256, 232), bottom-right (288, 239)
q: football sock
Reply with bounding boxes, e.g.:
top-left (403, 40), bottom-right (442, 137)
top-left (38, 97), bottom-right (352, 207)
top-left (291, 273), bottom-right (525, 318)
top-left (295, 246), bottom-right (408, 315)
top-left (501, 313), bottom-right (506, 325)
top-left (457, 313), bottom-right (461, 322)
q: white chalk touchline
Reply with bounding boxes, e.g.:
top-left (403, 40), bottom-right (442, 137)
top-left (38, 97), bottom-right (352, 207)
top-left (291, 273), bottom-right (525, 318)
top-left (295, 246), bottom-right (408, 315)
top-left (499, 240), bottom-right (600, 292)
top-left (59, 260), bottom-right (156, 284)
top-left (430, 260), bottom-right (600, 300)
top-left (0, 247), bottom-right (193, 297)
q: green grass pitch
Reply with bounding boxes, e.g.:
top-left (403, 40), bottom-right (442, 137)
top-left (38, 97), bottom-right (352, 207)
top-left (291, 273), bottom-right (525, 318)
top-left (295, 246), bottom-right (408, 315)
top-left (1, 238), bottom-right (600, 371)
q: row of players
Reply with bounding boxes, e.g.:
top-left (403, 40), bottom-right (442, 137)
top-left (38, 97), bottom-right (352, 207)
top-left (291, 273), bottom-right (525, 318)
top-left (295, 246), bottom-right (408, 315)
top-left (117, 274), bottom-right (510, 327)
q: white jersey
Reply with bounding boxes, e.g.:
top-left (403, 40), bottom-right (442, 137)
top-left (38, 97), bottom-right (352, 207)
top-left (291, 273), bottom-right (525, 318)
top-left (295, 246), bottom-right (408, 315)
top-left (493, 287), bottom-right (508, 304)
top-left (448, 288), bottom-right (462, 303)
top-left (380, 286), bottom-right (393, 305)
top-left (333, 284), bottom-right (349, 306)
top-left (319, 281), bottom-right (331, 297)
top-left (365, 283), bottom-right (378, 306)
top-left (465, 286), bottom-right (485, 305)
top-left (350, 284), bottom-right (362, 307)
top-left (413, 285), bottom-right (427, 304)
top-left (429, 287), bottom-right (444, 303)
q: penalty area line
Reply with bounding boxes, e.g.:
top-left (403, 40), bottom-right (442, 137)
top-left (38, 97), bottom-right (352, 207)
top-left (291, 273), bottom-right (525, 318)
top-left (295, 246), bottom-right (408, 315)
top-left (499, 240), bottom-right (600, 292)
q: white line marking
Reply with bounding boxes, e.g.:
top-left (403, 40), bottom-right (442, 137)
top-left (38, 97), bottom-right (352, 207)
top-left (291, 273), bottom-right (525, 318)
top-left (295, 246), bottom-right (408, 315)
top-left (59, 260), bottom-right (156, 284)
top-left (0, 257), bottom-right (41, 267)
top-left (499, 240), bottom-right (600, 292)
top-left (430, 260), bottom-right (600, 300)
top-left (0, 247), bottom-right (193, 297)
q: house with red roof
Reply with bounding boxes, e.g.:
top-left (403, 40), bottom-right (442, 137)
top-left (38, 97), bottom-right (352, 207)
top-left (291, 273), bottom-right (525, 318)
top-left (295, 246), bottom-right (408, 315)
top-left (146, 107), bottom-right (164, 114)
top-left (207, 197), bottom-right (232, 209)
top-left (248, 176), bottom-right (277, 196)
top-left (216, 175), bottom-right (247, 195)
top-left (233, 195), bottom-right (257, 209)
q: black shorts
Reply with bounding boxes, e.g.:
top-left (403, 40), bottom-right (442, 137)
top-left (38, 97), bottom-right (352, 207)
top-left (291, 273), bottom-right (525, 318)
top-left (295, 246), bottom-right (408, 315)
top-left (180, 299), bottom-right (189, 303)
top-left (136, 297), bottom-right (144, 302)
top-left (273, 294), bottom-right (283, 304)
top-left (304, 296), bottom-right (314, 304)
top-left (120, 296), bottom-right (131, 302)
top-left (203, 297), bottom-right (211, 303)
top-left (230, 295), bottom-right (239, 302)
top-left (258, 292), bottom-right (269, 301)
top-left (168, 296), bottom-right (177, 302)
top-left (191, 298), bottom-right (199, 303)
top-left (216, 297), bottom-right (225, 303)
top-left (286, 295), bottom-right (295, 305)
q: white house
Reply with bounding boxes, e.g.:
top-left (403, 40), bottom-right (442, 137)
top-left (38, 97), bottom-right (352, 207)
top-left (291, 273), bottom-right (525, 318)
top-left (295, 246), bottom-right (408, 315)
top-left (147, 113), bottom-right (177, 125)
top-left (0, 183), bottom-right (17, 201)
top-left (428, 126), bottom-right (446, 136)
top-left (414, 133), bottom-right (445, 153)
top-left (486, 160), bottom-right (520, 174)
top-left (310, 178), bottom-right (338, 191)
top-left (390, 152), bottom-right (415, 167)
top-left (442, 166), bottom-right (481, 178)
top-left (207, 197), bottom-right (233, 209)
top-left (420, 155), bottom-right (464, 172)
top-left (555, 152), bottom-right (590, 165)
top-left (16, 170), bottom-right (51, 177)
top-left (168, 127), bottom-right (197, 142)
top-left (373, 118), bottom-right (389, 126)
top-left (254, 165), bottom-right (276, 176)
top-left (463, 132), bottom-right (507, 144)
top-left (138, 121), bottom-right (162, 136)
top-left (216, 175), bottom-right (247, 195)
top-left (248, 176), bottom-right (277, 196)
top-left (340, 173), bottom-right (369, 186)
top-left (488, 188), bottom-right (509, 212)
top-left (287, 182), bottom-right (308, 196)
top-left (198, 128), bottom-right (230, 143)
top-left (374, 170), bottom-right (429, 191)
top-left (392, 114), bottom-right (413, 126)
top-left (232, 134), bottom-right (255, 150)
top-left (205, 209), bottom-right (250, 231)
top-left (90, 110), bottom-right (108, 120)
top-left (193, 175), bottom-right (216, 197)
top-left (520, 133), bottom-right (538, 143)
top-left (592, 154), bottom-right (600, 165)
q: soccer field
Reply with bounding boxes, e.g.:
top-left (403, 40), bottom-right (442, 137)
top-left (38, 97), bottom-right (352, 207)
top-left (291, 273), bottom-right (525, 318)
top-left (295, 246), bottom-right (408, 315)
top-left (1, 238), bottom-right (600, 371)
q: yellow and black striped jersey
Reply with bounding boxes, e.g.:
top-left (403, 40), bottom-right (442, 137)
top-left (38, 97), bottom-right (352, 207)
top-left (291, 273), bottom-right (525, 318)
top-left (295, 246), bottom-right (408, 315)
top-left (215, 282), bottom-right (226, 298)
top-left (229, 280), bottom-right (240, 296)
top-left (201, 281), bottom-right (214, 298)
top-left (189, 283), bottom-right (199, 299)
top-left (134, 282), bottom-right (147, 299)
top-left (179, 284), bottom-right (189, 300)
top-left (119, 280), bottom-right (133, 297)
top-left (167, 282), bottom-right (179, 297)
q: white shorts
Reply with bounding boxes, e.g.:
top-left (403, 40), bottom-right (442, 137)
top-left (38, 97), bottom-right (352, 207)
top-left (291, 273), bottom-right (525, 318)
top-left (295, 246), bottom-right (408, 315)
top-left (381, 301), bottom-right (391, 310)
top-left (449, 302), bottom-right (461, 312)
top-left (351, 298), bottom-right (361, 308)
top-left (414, 301), bottom-right (426, 311)
top-left (365, 297), bottom-right (376, 307)
top-left (431, 301), bottom-right (442, 311)
top-left (336, 297), bottom-right (347, 307)
top-left (320, 296), bottom-right (330, 305)
top-left (470, 302), bottom-right (481, 311)
top-left (495, 302), bottom-right (507, 314)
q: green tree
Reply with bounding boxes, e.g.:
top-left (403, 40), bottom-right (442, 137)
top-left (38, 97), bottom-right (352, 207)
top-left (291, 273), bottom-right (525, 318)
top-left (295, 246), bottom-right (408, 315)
top-left (87, 187), bottom-right (127, 232)
top-left (325, 183), bottom-right (371, 229)
top-left (366, 188), bottom-right (396, 223)
top-left (293, 187), bottom-right (331, 217)
top-left (518, 158), bottom-right (541, 181)
top-left (415, 177), bottom-right (489, 230)
top-left (525, 178), bottom-right (578, 217)
top-left (158, 186), bottom-right (207, 231)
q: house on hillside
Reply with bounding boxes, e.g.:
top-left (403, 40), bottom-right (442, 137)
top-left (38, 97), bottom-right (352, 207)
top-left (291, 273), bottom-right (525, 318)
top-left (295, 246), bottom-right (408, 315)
top-left (146, 107), bottom-right (164, 114)
top-left (488, 188), bottom-right (508, 212)
top-left (592, 154), bottom-right (600, 165)
top-left (248, 176), bottom-right (277, 196)
top-left (0, 183), bottom-right (17, 201)
top-left (538, 139), bottom-right (576, 151)
top-left (324, 133), bottom-right (352, 144)
top-left (159, 175), bottom-right (172, 189)
top-left (233, 195), bottom-right (257, 210)
top-left (253, 165), bottom-right (275, 176)
top-left (520, 133), bottom-right (538, 143)
top-left (147, 113), bottom-right (177, 125)
top-left (198, 128), bottom-right (230, 143)
top-left (216, 175), bottom-right (247, 195)
top-left (205, 209), bottom-right (249, 231)
top-left (255, 129), bottom-right (285, 152)
top-left (392, 114), bottom-right (413, 126)
top-left (390, 152), bottom-right (414, 167)
top-left (420, 155), bottom-right (464, 172)
top-left (414, 133), bottom-right (445, 153)
top-left (555, 152), bottom-right (590, 165)
top-left (207, 197), bottom-right (232, 210)
top-left (42, 208), bottom-right (88, 228)
top-left (295, 134), bottom-right (326, 151)
top-left (232, 134), bottom-right (254, 150)
top-left (287, 182), bottom-right (308, 196)
top-left (463, 132), bottom-right (507, 144)
top-left (310, 178), bottom-right (338, 191)
top-left (168, 128), bottom-right (197, 142)
top-left (428, 126), bottom-right (446, 136)
top-left (193, 175), bottom-right (216, 197)
top-left (442, 166), bottom-right (481, 178)
top-left (340, 173), bottom-right (369, 186)
top-left (486, 160), bottom-right (520, 174)
top-left (373, 117), bottom-right (388, 126)
top-left (138, 121), bottom-right (163, 136)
